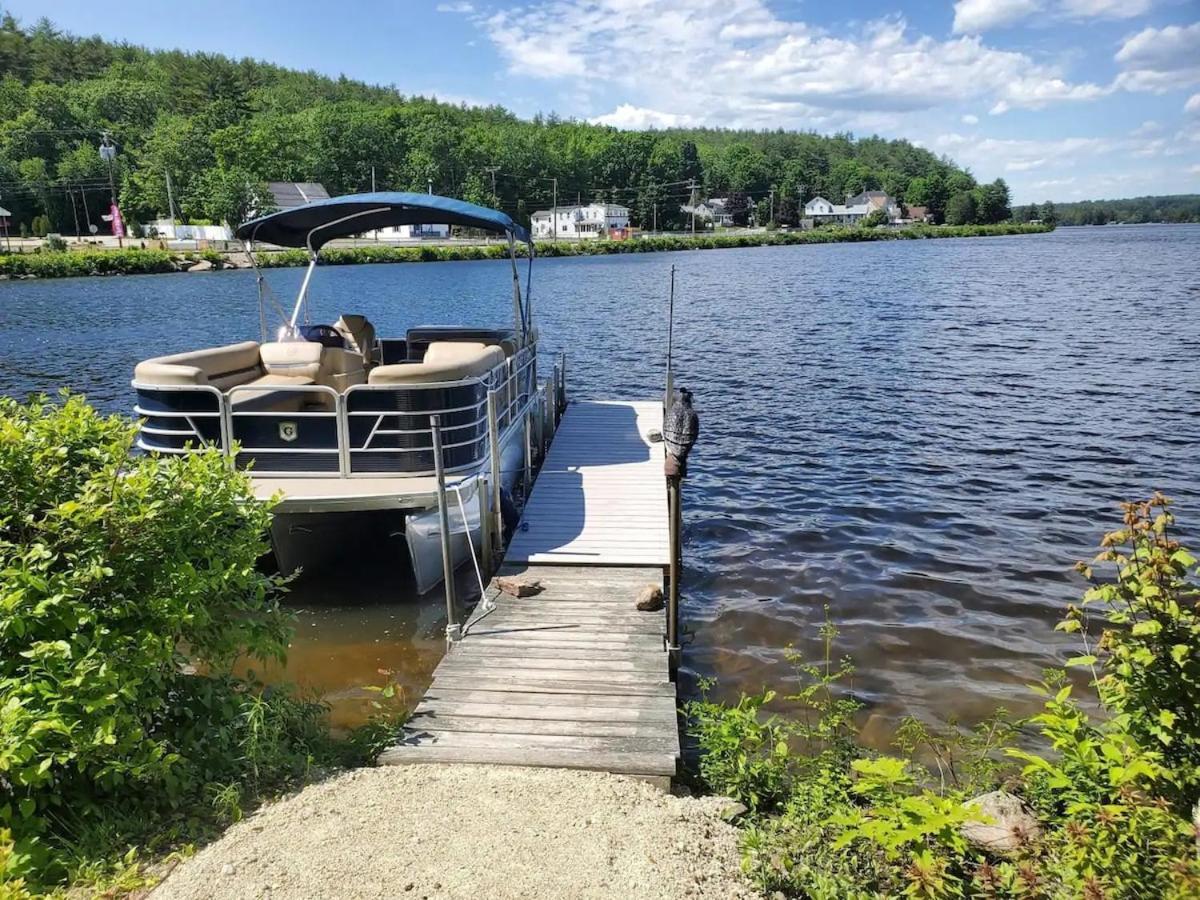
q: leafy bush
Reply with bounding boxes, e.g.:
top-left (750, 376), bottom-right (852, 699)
top-left (0, 249), bottom-right (177, 278)
top-left (41, 235), bottom-right (66, 253)
top-left (0, 395), bottom-right (399, 891)
top-left (689, 499), bottom-right (1200, 898)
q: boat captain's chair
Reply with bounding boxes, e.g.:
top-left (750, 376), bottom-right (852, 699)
top-left (334, 315), bottom-right (379, 367)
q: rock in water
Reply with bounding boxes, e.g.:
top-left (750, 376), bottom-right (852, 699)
top-left (960, 790), bottom-right (1042, 855)
top-left (496, 576), bottom-right (542, 598)
top-left (636, 585), bottom-right (665, 612)
top-left (187, 259), bottom-right (214, 272)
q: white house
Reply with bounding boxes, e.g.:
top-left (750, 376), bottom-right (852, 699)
top-left (804, 191), bottom-right (902, 226)
top-left (364, 223), bottom-right (451, 241)
top-left (531, 202), bottom-right (630, 238)
top-left (680, 197), bottom-right (755, 228)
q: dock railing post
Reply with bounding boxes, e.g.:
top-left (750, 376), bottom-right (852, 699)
top-left (478, 473), bottom-right (493, 578)
top-left (486, 390), bottom-right (503, 560)
top-left (523, 408), bottom-right (533, 499)
top-left (667, 474), bottom-right (681, 665)
top-left (430, 415), bottom-right (461, 645)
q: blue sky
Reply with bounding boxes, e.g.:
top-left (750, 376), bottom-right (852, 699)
top-left (13, 0), bottom-right (1200, 202)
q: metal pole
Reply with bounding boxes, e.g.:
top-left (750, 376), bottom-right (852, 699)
top-left (477, 473), bottom-right (492, 578)
top-left (523, 409), bottom-right (533, 498)
top-left (558, 352), bottom-right (567, 413)
top-left (430, 415), bottom-right (461, 645)
top-left (552, 177), bottom-right (558, 243)
top-left (487, 390), bottom-right (503, 553)
top-left (665, 265), bottom-right (676, 411)
top-left (667, 474), bottom-right (682, 662)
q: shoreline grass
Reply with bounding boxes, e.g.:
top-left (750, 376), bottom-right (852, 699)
top-left (0, 223), bottom-right (1053, 279)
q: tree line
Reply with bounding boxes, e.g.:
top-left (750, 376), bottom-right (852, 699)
top-left (0, 12), bottom-right (1009, 237)
top-left (1013, 195), bottom-right (1200, 226)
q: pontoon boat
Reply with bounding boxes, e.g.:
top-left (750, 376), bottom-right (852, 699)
top-left (131, 193), bottom-right (561, 591)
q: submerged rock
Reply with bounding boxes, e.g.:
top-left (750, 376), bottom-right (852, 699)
top-left (961, 790), bottom-right (1041, 855)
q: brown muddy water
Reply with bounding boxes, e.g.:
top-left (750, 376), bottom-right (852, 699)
top-left (3, 224), bottom-right (1198, 743)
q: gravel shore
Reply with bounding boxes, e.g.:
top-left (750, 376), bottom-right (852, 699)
top-left (151, 765), bottom-right (761, 900)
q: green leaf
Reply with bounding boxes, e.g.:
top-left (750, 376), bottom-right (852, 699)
top-left (1131, 620), bottom-right (1162, 637)
top-left (1066, 654), bottom-right (1097, 668)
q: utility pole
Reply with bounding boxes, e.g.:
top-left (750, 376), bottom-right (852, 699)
top-left (371, 166), bottom-right (377, 192)
top-left (427, 177), bottom-right (433, 195)
top-left (485, 166), bottom-right (499, 207)
top-left (689, 178), bottom-right (696, 235)
top-left (769, 188), bottom-right (775, 227)
top-left (551, 176), bottom-right (558, 243)
top-left (653, 201), bottom-right (657, 234)
top-left (66, 185), bottom-right (80, 237)
top-left (165, 170), bottom-right (177, 230)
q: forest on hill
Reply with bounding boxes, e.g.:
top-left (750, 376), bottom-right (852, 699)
top-left (0, 12), bottom-right (1006, 236)
top-left (1012, 194), bottom-right (1200, 226)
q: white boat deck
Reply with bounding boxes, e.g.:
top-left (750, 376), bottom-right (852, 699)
top-left (505, 400), bottom-right (669, 567)
top-left (251, 473), bottom-right (467, 513)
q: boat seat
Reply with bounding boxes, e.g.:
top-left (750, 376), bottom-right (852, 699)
top-left (334, 314), bottom-right (378, 366)
top-left (229, 373), bottom-right (317, 410)
top-left (134, 340), bottom-right (263, 390)
top-left (368, 343), bottom-right (504, 385)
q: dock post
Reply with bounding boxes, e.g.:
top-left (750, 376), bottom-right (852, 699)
top-left (541, 381), bottom-right (553, 456)
top-left (477, 473), bottom-right (492, 579)
top-left (558, 352), bottom-right (567, 414)
top-left (666, 474), bottom-right (682, 666)
top-left (486, 390), bottom-right (503, 558)
top-left (430, 415), bottom-right (461, 645)
top-left (523, 409), bottom-right (533, 498)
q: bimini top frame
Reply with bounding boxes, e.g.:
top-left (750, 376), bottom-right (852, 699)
top-left (235, 191), bottom-right (535, 345)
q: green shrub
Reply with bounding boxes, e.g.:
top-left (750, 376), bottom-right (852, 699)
top-left (1066, 493), bottom-right (1200, 802)
top-left (0, 394), bottom-right (403, 891)
top-left (689, 499), bottom-right (1200, 898)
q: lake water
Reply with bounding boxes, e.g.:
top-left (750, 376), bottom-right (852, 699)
top-left (3, 225), bottom-right (1198, 738)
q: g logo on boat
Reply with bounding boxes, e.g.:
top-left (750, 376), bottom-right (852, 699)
top-left (279, 421), bottom-right (299, 443)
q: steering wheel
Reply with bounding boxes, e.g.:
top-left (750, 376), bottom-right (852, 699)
top-left (301, 324), bottom-right (346, 349)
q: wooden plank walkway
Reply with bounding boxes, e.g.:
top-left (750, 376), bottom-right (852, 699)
top-left (379, 400), bottom-right (678, 786)
top-left (505, 400), bottom-right (669, 567)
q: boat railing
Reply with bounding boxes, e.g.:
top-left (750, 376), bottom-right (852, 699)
top-left (133, 343), bottom-right (539, 479)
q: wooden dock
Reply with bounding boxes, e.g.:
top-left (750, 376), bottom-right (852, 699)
top-left (379, 400), bottom-right (679, 786)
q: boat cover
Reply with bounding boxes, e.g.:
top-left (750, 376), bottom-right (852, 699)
top-left (236, 191), bottom-right (532, 249)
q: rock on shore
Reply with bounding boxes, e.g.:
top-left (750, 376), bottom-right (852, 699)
top-left (152, 765), bottom-right (761, 900)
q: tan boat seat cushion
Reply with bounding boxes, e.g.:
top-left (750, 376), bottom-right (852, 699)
top-left (229, 374), bottom-right (317, 409)
top-left (422, 341), bottom-right (488, 365)
top-left (133, 341), bottom-right (263, 390)
top-left (334, 314), bottom-right (378, 364)
top-left (259, 341), bottom-right (323, 382)
top-left (368, 344), bottom-right (504, 385)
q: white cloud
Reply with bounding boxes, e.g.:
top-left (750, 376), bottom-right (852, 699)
top-left (1114, 22), bottom-right (1200, 93)
top-left (1187, 93), bottom-right (1200, 115)
top-left (962, 113), bottom-right (980, 124)
top-left (435, 1), bottom-right (474, 12)
top-left (1059, 0), bottom-right (1152, 19)
top-left (951, 0), bottom-right (1151, 34)
top-left (482, 1), bottom-right (1108, 129)
top-left (1189, 163), bottom-right (1200, 175)
top-left (589, 104), bottom-right (694, 129)
top-left (953, 0), bottom-right (1040, 34)
top-left (1007, 157), bottom-right (1047, 170)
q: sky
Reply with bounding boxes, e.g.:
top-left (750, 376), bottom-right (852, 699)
top-left (11, 0), bottom-right (1200, 203)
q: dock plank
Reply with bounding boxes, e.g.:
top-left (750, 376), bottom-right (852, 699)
top-left (381, 401), bottom-right (679, 783)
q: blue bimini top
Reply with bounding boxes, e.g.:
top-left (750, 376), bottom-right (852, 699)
top-left (236, 191), bottom-right (532, 250)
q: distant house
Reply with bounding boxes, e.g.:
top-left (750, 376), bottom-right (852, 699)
top-left (804, 192), bottom-right (902, 226)
top-left (531, 202), bottom-right (631, 238)
top-left (905, 206), bottom-right (933, 224)
top-left (367, 222), bottom-right (450, 240)
top-left (804, 195), bottom-right (869, 225)
top-left (680, 197), bottom-right (755, 228)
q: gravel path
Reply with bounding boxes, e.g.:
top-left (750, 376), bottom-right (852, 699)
top-left (152, 766), bottom-right (761, 900)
